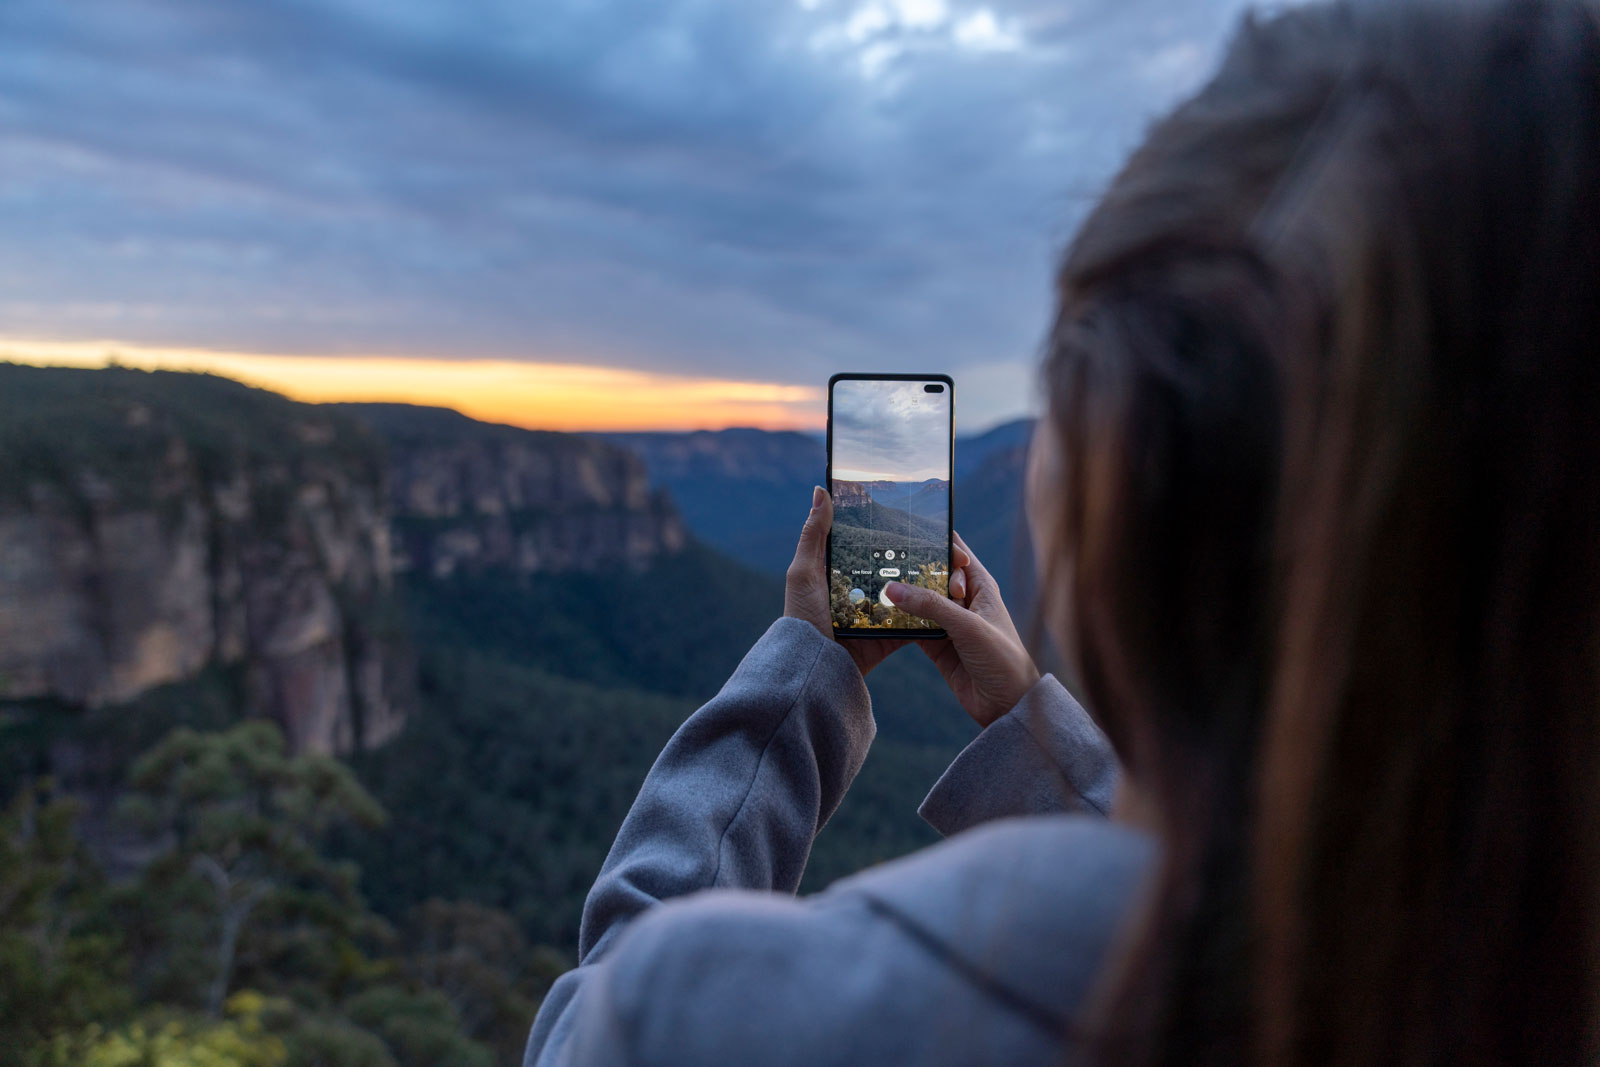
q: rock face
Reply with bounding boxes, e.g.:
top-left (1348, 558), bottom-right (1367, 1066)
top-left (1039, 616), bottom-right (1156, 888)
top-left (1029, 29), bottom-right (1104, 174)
top-left (0, 370), bottom-right (692, 755)
top-left (0, 365), bottom-right (406, 754)
top-left (0, 371), bottom-right (691, 755)
top-left (829, 480), bottom-right (874, 509)
top-left (342, 404), bottom-right (687, 579)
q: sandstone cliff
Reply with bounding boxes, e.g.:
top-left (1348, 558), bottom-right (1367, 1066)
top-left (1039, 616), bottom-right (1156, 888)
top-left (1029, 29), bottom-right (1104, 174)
top-left (829, 479), bottom-right (874, 509)
top-left (0, 370), bottom-right (691, 757)
top-left (341, 403), bottom-right (686, 579)
top-left (0, 364), bottom-right (406, 754)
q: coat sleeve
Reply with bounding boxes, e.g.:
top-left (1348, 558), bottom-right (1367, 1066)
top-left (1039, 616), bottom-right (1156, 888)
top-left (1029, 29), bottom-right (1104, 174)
top-left (523, 616), bottom-right (874, 1065)
top-left (917, 674), bottom-right (1121, 837)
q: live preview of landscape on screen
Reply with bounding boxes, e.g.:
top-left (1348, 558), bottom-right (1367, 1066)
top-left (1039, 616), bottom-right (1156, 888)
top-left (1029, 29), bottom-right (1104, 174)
top-left (830, 379), bottom-right (953, 631)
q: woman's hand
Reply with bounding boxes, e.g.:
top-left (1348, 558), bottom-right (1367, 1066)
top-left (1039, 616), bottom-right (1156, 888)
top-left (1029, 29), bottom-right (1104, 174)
top-left (884, 532), bottom-right (1040, 727)
top-left (784, 486), bottom-right (913, 677)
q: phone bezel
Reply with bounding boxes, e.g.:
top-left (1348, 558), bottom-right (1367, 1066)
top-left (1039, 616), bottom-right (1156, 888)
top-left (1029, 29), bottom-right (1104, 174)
top-left (826, 372), bottom-right (954, 641)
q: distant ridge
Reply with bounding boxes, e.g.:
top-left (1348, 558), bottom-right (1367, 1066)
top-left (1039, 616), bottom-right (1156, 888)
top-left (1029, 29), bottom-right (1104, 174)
top-left (335, 402), bottom-right (687, 579)
top-left (603, 421), bottom-right (1033, 591)
top-left (830, 479), bottom-right (946, 546)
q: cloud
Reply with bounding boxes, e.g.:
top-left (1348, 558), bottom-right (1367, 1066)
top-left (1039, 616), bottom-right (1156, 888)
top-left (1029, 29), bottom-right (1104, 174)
top-left (0, 0), bottom-right (1260, 428)
top-left (833, 378), bottom-right (951, 481)
top-left (952, 9), bottom-right (1023, 51)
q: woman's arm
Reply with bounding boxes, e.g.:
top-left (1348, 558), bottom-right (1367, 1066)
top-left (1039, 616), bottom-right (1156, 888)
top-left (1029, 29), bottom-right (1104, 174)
top-left (526, 489), bottom-right (880, 1061)
top-left (577, 616), bottom-right (872, 962)
top-left (525, 615), bottom-right (873, 1063)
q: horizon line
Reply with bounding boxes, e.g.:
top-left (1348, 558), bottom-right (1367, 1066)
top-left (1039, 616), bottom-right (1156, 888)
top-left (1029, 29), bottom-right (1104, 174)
top-left (0, 338), bottom-right (1036, 437)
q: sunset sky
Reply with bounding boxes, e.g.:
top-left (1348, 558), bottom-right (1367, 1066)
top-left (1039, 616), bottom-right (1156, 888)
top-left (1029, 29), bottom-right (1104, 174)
top-left (0, 0), bottom-right (1260, 432)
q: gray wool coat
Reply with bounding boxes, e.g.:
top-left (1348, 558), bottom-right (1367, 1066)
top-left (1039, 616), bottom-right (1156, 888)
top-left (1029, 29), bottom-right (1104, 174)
top-left (524, 616), bottom-right (1155, 1065)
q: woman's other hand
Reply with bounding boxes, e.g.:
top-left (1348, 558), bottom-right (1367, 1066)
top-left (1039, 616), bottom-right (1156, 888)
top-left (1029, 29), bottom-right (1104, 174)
top-left (884, 532), bottom-right (1040, 727)
top-left (784, 487), bottom-right (907, 676)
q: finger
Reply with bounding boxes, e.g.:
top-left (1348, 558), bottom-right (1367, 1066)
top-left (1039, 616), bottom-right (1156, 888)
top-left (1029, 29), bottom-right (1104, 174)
top-left (951, 531), bottom-right (993, 585)
top-left (790, 486), bottom-right (830, 572)
top-left (885, 580), bottom-right (978, 637)
top-left (950, 532), bottom-right (1025, 641)
top-left (813, 487), bottom-right (834, 560)
top-left (951, 531), bottom-right (1003, 604)
top-left (950, 567), bottom-right (967, 602)
top-left (952, 543), bottom-right (972, 569)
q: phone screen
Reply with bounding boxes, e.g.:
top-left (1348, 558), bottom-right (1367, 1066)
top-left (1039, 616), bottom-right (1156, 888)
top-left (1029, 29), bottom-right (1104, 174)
top-left (828, 375), bottom-right (953, 636)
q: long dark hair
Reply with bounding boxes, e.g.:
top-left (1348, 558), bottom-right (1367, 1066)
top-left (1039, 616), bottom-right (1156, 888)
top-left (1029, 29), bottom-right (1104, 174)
top-left (1039, 2), bottom-right (1600, 1063)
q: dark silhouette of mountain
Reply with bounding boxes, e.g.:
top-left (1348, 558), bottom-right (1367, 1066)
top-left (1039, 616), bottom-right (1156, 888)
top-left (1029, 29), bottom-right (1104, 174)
top-left (598, 427), bottom-right (824, 575)
top-left (952, 420), bottom-right (1036, 618)
top-left (954, 418), bottom-right (1034, 480)
top-left (603, 426), bottom-right (825, 482)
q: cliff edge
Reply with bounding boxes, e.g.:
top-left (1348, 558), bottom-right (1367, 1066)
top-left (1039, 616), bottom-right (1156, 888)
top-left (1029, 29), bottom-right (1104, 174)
top-left (0, 364), bottom-right (406, 753)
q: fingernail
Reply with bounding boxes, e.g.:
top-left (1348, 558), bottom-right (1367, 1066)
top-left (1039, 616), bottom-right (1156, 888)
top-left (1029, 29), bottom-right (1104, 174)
top-left (812, 486), bottom-right (825, 509)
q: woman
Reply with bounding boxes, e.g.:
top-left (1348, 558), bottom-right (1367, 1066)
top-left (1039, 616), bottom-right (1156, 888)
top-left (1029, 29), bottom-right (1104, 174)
top-left (527, 1), bottom-right (1600, 1063)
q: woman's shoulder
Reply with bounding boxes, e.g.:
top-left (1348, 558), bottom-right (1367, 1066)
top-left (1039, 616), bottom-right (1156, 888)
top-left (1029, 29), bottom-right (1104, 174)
top-left (839, 810), bottom-right (1155, 902)
top-left (579, 816), bottom-right (1155, 1064)
top-left (834, 814), bottom-right (1157, 1017)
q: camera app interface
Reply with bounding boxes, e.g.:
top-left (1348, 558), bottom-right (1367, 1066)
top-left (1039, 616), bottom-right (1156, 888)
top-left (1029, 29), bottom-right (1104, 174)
top-left (830, 379), bottom-right (951, 631)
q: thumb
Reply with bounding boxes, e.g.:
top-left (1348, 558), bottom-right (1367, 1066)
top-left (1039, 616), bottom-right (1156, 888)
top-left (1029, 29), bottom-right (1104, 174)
top-left (885, 581), bottom-right (972, 634)
top-left (792, 486), bottom-right (830, 567)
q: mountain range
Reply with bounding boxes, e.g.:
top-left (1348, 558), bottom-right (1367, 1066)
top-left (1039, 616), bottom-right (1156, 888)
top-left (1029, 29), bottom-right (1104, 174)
top-left (599, 418), bottom-right (1036, 598)
top-left (852, 478), bottom-right (949, 525)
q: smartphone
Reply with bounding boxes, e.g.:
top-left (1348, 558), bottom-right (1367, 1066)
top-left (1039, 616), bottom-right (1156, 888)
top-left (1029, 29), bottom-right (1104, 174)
top-left (826, 373), bottom-right (954, 639)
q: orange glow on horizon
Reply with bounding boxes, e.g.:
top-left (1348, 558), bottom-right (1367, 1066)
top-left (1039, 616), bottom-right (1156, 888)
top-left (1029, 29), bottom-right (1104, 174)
top-left (0, 339), bottom-right (825, 432)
